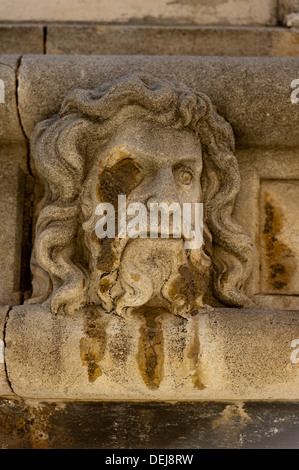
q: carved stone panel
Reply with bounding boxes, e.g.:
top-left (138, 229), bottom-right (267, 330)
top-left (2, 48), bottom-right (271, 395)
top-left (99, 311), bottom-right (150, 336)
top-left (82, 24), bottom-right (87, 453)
top-left (234, 149), bottom-right (299, 310)
top-left (260, 180), bottom-right (299, 296)
top-left (0, 0), bottom-right (278, 25)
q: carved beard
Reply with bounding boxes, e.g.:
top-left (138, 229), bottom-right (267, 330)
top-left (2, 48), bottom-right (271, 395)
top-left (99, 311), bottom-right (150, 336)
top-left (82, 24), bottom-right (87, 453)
top-left (96, 236), bottom-right (212, 319)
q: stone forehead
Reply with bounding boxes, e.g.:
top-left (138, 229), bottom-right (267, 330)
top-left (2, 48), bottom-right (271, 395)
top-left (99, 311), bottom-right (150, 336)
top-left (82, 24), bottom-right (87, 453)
top-left (101, 118), bottom-right (202, 165)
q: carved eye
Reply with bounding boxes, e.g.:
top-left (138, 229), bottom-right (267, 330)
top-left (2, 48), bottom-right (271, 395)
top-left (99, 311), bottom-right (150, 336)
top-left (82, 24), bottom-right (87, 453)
top-left (181, 171), bottom-right (193, 185)
top-left (173, 164), bottom-right (195, 187)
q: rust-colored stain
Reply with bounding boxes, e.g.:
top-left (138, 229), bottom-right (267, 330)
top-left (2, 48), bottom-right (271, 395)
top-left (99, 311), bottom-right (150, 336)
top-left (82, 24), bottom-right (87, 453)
top-left (0, 400), bottom-right (73, 449)
top-left (95, 157), bottom-right (140, 273)
top-left (130, 272), bottom-right (141, 282)
top-left (97, 157), bottom-right (140, 209)
top-left (168, 262), bottom-right (210, 314)
top-left (80, 309), bottom-right (107, 382)
top-left (211, 404), bottom-right (251, 447)
top-left (96, 237), bottom-right (117, 272)
top-left (262, 193), bottom-right (296, 293)
top-left (98, 276), bottom-right (110, 293)
top-left (136, 308), bottom-right (165, 389)
top-left (187, 331), bottom-right (206, 390)
top-left (90, 230), bottom-right (117, 273)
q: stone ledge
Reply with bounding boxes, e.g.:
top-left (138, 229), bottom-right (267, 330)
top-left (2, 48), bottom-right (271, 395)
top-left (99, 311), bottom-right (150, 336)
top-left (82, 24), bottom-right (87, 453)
top-left (4, 305), bottom-right (299, 401)
top-left (2, 24), bottom-right (298, 57)
top-left (46, 25), bottom-right (299, 57)
top-left (0, 0), bottom-right (278, 26)
top-left (16, 55), bottom-right (299, 148)
top-left (0, 24), bottom-right (44, 55)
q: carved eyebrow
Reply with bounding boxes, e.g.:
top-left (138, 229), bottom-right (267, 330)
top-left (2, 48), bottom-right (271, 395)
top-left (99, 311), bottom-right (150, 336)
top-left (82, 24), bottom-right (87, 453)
top-left (173, 158), bottom-right (202, 172)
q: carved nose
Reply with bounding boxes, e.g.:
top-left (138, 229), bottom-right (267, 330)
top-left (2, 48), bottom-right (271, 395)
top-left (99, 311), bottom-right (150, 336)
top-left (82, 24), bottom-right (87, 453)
top-left (146, 168), bottom-right (180, 210)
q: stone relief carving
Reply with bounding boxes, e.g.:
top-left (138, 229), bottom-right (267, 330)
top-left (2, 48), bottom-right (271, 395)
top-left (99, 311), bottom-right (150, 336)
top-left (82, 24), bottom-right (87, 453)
top-left (3, 59), bottom-right (299, 402)
top-left (28, 74), bottom-right (254, 320)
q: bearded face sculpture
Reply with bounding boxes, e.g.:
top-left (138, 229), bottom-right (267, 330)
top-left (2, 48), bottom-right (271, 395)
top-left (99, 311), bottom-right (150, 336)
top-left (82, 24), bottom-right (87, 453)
top-left (85, 119), bottom-right (212, 319)
top-left (29, 74), bottom-right (254, 318)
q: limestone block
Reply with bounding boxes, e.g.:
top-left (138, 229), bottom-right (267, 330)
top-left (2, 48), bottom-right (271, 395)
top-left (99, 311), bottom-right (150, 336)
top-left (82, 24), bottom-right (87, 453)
top-left (0, 0), bottom-right (277, 26)
top-left (234, 149), bottom-right (299, 310)
top-left (18, 56), bottom-right (299, 148)
top-left (0, 25), bottom-right (44, 55)
top-left (46, 25), bottom-right (299, 57)
top-left (0, 56), bottom-right (24, 143)
top-left (0, 148), bottom-right (26, 305)
top-left (4, 58), bottom-right (299, 405)
top-left (5, 305), bottom-right (299, 400)
top-left (0, 306), bottom-right (14, 397)
top-left (260, 180), bottom-right (299, 296)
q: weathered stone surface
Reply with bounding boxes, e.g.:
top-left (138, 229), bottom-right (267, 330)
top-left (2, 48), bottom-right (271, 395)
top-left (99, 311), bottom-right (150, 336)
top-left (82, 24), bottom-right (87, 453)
top-left (2, 56), bottom-right (299, 407)
top-left (0, 56), bottom-right (24, 143)
top-left (0, 25), bottom-right (44, 55)
top-left (0, 306), bottom-right (14, 397)
top-left (18, 56), bottom-right (299, 148)
top-left (260, 180), bottom-right (299, 296)
top-left (1, 23), bottom-right (298, 58)
top-left (46, 25), bottom-right (299, 57)
top-left (1, 399), bottom-right (299, 449)
top-left (234, 149), bottom-right (299, 310)
top-left (0, 147), bottom-right (26, 305)
top-left (0, 0), bottom-right (277, 25)
top-left (5, 305), bottom-right (299, 400)
top-left (28, 74), bottom-right (253, 316)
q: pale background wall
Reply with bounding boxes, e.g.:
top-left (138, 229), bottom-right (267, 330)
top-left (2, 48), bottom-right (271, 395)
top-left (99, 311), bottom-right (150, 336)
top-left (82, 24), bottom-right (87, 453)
top-left (0, 0), bottom-right (278, 25)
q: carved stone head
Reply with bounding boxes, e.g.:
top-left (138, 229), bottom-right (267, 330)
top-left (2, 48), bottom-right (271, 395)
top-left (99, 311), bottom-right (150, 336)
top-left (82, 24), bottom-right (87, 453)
top-left (29, 74), bottom-right (254, 317)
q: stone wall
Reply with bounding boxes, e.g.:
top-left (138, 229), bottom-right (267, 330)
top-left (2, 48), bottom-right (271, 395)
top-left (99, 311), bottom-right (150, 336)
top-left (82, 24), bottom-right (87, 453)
top-left (0, 0), bottom-right (278, 25)
top-left (0, 55), bottom-right (299, 402)
top-left (1, 0), bottom-right (299, 450)
top-left (2, 24), bottom-right (299, 57)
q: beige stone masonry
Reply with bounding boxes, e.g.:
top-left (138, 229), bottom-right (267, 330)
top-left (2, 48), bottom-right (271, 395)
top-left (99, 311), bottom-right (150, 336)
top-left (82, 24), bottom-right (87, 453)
top-left (12, 55), bottom-right (299, 314)
top-left (0, 25), bottom-right (44, 55)
top-left (17, 56), bottom-right (299, 149)
top-left (1, 25), bottom-right (299, 57)
top-left (0, 58), bottom-right (29, 305)
top-left (1, 55), bottom-right (299, 401)
top-left (46, 25), bottom-right (299, 57)
top-left (279, 0), bottom-right (299, 25)
top-left (0, 148), bottom-right (26, 305)
top-left (235, 149), bottom-right (299, 310)
top-left (0, 0), bottom-right (278, 26)
top-left (5, 305), bottom-right (299, 400)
